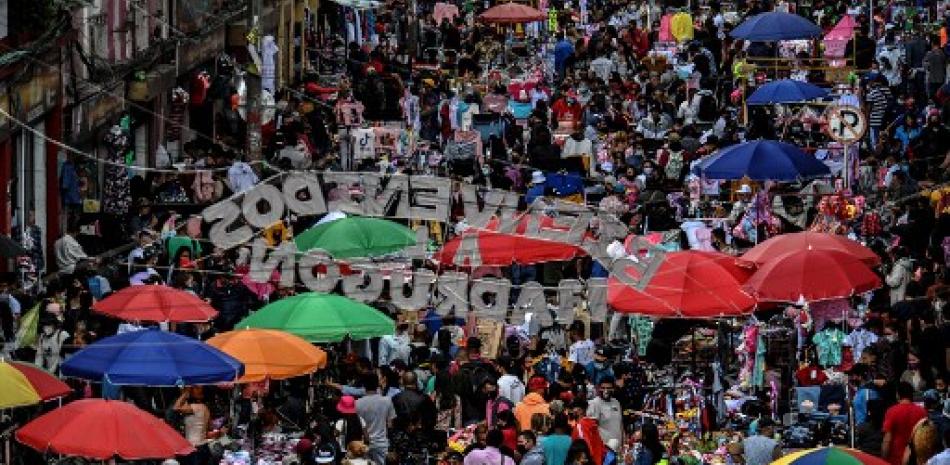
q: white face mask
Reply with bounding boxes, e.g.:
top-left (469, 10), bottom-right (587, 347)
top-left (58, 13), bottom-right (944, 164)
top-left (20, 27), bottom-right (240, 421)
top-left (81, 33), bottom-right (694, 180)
top-left (42, 326), bottom-right (54, 336)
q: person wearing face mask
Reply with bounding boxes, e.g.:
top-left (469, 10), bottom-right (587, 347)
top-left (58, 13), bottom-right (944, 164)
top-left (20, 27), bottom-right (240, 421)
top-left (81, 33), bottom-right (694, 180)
top-left (518, 430), bottom-right (545, 465)
top-left (35, 317), bottom-right (69, 373)
top-left (900, 352), bottom-right (933, 394)
top-left (585, 347), bottom-right (615, 385)
top-left (586, 377), bottom-right (623, 448)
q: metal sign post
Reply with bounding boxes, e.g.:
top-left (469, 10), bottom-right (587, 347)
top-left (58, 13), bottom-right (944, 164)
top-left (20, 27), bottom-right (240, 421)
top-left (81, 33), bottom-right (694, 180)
top-left (824, 104), bottom-right (867, 190)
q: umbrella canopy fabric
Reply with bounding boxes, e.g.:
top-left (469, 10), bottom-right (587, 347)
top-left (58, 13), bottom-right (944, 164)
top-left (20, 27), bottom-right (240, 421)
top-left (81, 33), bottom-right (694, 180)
top-left (730, 11), bottom-right (822, 41)
top-left (207, 328), bottom-right (328, 382)
top-left (743, 249), bottom-right (882, 303)
top-left (746, 79), bottom-right (829, 105)
top-left (0, 362), bottom-right (43, 409)
top-left (479, 2), bottom-right (546, 23)
top-left (434, 230), bottom-right (587, 266)
top-left (0, 234), bottom-right (27, 257)
top-left (824, 16), bottom-right (857, 57)
top-left (237, 292), bottom-right (395, 342)
top-left (60, 328), bottom-right (244, 386)
top-left (16, 399), bottom-right (194, 460)
top-left (772, 447), bottom-right (889, 465)
top-left (608, 251), bottom-right (756, 318)
top-left (698, 140), bottom-right (831, 181)
top-left (295, 216), bottom-right (416, 259)
top-left (0, 360), bottom-right (71, 410)
top-left (93, 284), bottom-right (218, 322)
top-left (739, 232), bottom-right (881, 267)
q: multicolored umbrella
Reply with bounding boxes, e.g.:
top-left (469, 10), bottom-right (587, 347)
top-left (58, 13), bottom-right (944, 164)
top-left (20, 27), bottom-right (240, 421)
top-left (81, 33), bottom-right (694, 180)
top-left (207, 328), bottom-right (328, 382)
top-left (739, 232), bottom-right (881, 268)
top-left (743, 249), bottom-right (882, 303)
top-left (0, 361), bottom-right (72, 409)
top-left (608, 251), bottom-right (756, 318)
top-left (295, 216), bottom-right (416, 259)
top-left (16, 399), bottom-right (195, 460)
top-left (237, 292), bottom-right (395, 342)
top-left (93, 284), bottom-right (218, 323)
top-left (771, 447), bottom-right (889, 465)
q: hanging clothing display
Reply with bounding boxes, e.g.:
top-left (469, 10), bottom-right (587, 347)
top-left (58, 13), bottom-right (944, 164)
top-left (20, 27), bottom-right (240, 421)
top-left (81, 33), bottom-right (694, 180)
top-left (102, 126), bottom-right (132, 215)
top-left (261, 35), bottom-right (278, 93)
top-left (812, 327), bottom-right (846, 367)
top-left (670, 12), bottom-right (694, 42)
top-left (167, 87), bottom-right (189, 141)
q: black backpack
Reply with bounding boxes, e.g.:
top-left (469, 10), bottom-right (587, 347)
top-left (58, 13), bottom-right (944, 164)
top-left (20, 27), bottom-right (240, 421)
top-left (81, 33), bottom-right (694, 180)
top-left (697, 93), bottom-right (717, 122)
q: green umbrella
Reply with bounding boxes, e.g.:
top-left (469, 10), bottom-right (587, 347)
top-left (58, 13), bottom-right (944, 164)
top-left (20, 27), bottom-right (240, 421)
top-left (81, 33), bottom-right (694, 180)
top-left (294, 217), bottom-right (416, 259)
top-left (236, 292), bottom-right (395, 342)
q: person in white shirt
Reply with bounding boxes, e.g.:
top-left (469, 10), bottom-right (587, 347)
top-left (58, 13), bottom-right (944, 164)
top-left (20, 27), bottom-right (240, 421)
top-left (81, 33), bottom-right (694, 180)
top-left (495, 356), bottom-right (525, 404)
top-left (379, 322), bottom-right (412, 366)
top-left (54, 224), bottom-right (93, 275)
top-left (568, 323), bottom-right (596, 365)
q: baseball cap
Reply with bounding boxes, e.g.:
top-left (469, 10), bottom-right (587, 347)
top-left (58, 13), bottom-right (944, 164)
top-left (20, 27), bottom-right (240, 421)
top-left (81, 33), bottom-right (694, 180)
top-left (528, 375), bottom-right (548, 392)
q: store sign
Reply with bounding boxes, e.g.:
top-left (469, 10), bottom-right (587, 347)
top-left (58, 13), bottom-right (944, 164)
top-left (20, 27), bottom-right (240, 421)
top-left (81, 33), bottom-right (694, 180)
top-left (202, 172), bottom-right (665, 323)
top-left (825, 104), bottom-right (867, 144)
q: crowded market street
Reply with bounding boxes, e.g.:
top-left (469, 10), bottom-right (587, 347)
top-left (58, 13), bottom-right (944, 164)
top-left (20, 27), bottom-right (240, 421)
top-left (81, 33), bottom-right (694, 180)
top-left (0, 0), bottom-right (949, 464)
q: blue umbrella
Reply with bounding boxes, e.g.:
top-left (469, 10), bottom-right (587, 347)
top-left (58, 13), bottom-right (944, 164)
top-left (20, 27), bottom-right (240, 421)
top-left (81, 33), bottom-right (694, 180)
top-left (746, 79), bottom-right (829, 105)
top-left (730, 12), bottom-right (821, 41)
top-left (698, 140), bottom-right (831, 181)
top-left (61, 328), bottom-right (244, 386)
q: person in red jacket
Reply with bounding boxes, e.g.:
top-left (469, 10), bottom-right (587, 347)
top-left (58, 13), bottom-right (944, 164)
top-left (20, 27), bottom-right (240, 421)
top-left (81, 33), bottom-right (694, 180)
top-left (551, 91), bottom-right (584, 125)
top-left (570, 398), bottom-right (606, 465)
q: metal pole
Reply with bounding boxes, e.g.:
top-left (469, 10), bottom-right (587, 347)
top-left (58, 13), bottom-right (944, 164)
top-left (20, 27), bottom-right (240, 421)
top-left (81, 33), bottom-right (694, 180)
top-left (843, 143), bottom-right (850, 191)
top-left (246, 0), bottom-right (264, 164)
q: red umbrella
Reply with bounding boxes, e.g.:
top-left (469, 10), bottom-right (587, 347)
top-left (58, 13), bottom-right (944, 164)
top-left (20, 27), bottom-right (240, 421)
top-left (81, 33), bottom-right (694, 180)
top-left (16, 399), bottom-right (195, 460)
top-left (93, 284), bottom-right (218, 322)
top-left (739, 231), bottom-right (881, 267)
top-left (434, 229), bottom-right (587, 266)
top-left (743, 249), bottom-right (881, 303)
top-left (8, 361), bottom-right (71, 401)
top-left (608, 251), bottom-right (756, 318)
top-left (479, 2), bottom-right (546, 23)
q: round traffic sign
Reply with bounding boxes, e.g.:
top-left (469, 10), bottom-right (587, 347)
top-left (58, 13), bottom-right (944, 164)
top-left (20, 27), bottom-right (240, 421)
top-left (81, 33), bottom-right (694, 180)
top-left (824, 105), bottom-right (867, 143)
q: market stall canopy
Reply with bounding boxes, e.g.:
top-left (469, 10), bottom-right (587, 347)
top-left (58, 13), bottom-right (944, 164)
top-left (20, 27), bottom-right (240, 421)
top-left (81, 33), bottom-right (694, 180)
top-left (730, 11), bottom-right (822, 41)
top-left (739, 231), bottom-right (881, 267)
top-left (608, 251), bottom-right (756, 318)
top-left (746, 79), bottom-right (829, 105)
top-left (0, 234), bottom-right (27, 257)
top-left (0, 361), bottom-right (71, 409)
top-left (16, 399), bottom-right (195, 460)
top-left (771, 446), bottom-right (890, 465)
top-left (743, 249), bottom-right (881, 303)
top-left (237, 292), bottom-right (395, 343)
top-left (60, 328), bottom-right (244, 386)
top-left (207, 328), bottom-right (328, 382)
top-left (295, 216), bottom-right (416, 259)
top-left (434, 229), bottom-right (587, 266)
top-left (93, 284), bottom-right (219, 323)
top-left (479, 2), bottom-right (546, 23)
top-left (698, 140), bottom-right (831, 181)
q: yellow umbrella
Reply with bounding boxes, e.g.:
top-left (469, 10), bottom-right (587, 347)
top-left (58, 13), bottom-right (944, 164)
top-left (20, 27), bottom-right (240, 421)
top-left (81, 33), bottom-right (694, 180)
top-left (206, 328), bottom-right (327, 383)
top-left (0, 362), bottom-right (42, 408)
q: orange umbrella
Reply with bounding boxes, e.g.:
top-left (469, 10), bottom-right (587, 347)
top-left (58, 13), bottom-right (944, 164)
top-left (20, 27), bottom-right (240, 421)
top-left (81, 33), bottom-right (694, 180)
top-left (206, 328), bottom-right (327, 382)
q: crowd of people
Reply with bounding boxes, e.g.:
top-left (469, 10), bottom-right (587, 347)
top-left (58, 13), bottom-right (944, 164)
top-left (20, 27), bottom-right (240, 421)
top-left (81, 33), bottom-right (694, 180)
top-left (2, 0), bottom-right (950, 465)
